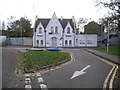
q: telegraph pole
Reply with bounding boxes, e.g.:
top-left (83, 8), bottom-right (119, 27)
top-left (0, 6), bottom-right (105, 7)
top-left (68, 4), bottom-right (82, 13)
top-left (107, 10), bottom-right (110, 52)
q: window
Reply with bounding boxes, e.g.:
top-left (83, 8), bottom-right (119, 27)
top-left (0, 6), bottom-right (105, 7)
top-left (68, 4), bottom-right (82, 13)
top-left (37, 40), bottom-right (39, 44)
top-left (65, 35), bottom-right (71, 37)
top-left (80, 40), bottom-right (85, 44)
top-left (55, 26), bottom-right (58, 33)
top-left (39, 27), bottom-right (42, 33)
top-left (41, 40), bottom-right (43, 45)
top-left (67, 27), bottom-right (70, 34)
top-left (87, 40), bottom-right (92, 44)
top-left (51, 26), bottom-right (54, 33)
top-left (69, 40), bottom-right (72, 45)
top-left (65, 40), bottom-right (68, 45)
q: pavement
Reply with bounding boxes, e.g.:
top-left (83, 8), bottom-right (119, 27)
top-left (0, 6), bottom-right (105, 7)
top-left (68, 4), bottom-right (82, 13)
top-left (85, 48), bottom-right (119, 64)
top-left (2, 47), bottom-right (25, 88)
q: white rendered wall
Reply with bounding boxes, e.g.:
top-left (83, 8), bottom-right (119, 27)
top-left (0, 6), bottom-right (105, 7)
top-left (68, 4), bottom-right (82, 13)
top-left (46, 13), bottom-right (63, 47)
top-left (76, 35), bottom-right (97, 47)
top-left (35, 22), bottom-right (45, 47)
top-left (63, 22), bottom-right (74, 47)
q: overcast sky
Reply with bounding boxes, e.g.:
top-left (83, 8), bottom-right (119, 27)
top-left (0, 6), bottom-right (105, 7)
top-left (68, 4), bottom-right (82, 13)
top-left (0, 0), bottom-right (109, 24)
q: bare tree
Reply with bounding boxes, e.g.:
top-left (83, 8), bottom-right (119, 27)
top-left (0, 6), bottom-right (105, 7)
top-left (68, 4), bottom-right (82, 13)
top-left (76, 18), bottom-right (88, 34)
top-left (2, 21), bottom-right (5, 30)
top-left (95, 0), bottom-right (120, 30)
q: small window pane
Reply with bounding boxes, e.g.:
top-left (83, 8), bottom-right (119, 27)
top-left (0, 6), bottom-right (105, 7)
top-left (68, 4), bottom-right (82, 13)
top-left (55, 26), bottom-right (58, 33)
top-left (39, 27), bottom-right (42, 33)
top-left (41, 40), bottom-right (43, 45)
top-left (37, 40), bottom-right (39, 44)
top-left (67, 27), bottom-right (70, 34)
top-left (51, 26), bottom-right (54, 33)
top-left (69, 40), bottom-right (72, 44)
top-left (65, 40), bottom-right (67, 44)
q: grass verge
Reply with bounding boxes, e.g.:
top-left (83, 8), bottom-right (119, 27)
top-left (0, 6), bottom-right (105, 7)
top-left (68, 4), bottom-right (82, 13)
top-left (17, 51), bottom-right (70, 74)
top-left (94, 45), bottom-right (120, 56)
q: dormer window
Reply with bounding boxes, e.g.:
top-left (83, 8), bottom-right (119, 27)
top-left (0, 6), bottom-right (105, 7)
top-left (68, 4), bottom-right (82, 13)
top-left (39, 27), bottom-right (42, 33)
top-left (55, 26), bottom-right (58, 33)
top-left (67, 27), bottom-right (70, 34)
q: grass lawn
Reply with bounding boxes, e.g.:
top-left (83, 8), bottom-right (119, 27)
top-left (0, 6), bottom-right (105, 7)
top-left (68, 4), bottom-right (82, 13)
top-left (94, 45), bottom-right (120, 56)
top-left (18, 51), bottom-right (70, 73)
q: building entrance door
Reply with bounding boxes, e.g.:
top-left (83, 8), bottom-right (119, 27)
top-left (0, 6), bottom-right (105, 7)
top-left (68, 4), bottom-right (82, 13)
top-left (51, 37), bottom-right (57, 47)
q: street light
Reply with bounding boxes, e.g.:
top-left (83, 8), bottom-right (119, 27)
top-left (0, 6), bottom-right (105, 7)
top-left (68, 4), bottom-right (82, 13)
top-left (107, 11), bottom-right (110, 52)
top-left (107, 20), bottom-right (110, 52)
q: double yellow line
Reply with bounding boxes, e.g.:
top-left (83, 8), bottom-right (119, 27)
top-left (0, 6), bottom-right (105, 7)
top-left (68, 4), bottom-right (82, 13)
top-left (87, 51), bottom-right (118, 89)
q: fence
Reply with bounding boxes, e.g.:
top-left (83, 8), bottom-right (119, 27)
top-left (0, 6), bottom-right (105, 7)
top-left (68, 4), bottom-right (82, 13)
top-left (7, 37), bottom-right (33, 46)
top-left (0, 36), bottom-right (7, 46)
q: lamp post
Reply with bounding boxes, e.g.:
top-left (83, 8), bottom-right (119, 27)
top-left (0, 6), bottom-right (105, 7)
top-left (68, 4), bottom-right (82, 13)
top-left (107, 20), bottom-right (110, 52)
top-left (107, 10), bottom-right (110, 52)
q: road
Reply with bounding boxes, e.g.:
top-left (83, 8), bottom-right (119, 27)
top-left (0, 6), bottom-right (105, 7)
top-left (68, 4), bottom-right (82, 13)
top-left (1, 47), bottom-right (113, 89)
top-left (42, 49), bottom-right (112, 88)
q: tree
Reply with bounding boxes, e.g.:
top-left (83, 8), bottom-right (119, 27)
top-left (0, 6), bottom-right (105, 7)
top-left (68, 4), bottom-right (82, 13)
top-left (2, 21), bottom-right (5, 30)
top-left (84, 21), bottom-right (99, 35)
top-left (76, 18), bottom-right (88, 34)
top-left (8, 17), bottom-right (33, 37)
top-left (95, 0), bottom-right (120, 30)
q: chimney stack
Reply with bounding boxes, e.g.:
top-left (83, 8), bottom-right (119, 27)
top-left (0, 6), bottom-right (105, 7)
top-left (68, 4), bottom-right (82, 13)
top-left (72, 16), bottom-right (75, 22)
top-left (35, 15), bottom-right (38, 20)
top-left (61, 16), bottom-right (63, 20)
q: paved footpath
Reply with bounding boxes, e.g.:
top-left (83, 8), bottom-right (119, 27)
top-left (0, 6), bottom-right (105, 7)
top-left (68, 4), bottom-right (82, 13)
top-left (85, 49), bottom-right (119, 64)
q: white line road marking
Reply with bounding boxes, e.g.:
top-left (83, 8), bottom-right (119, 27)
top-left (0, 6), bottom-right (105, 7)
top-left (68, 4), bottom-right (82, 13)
top-left (71, 65), bottom-right (91, 79)
top-left (38, 77), bottom-right (44, 83)
top-left (25, 78), bottom-right (31, 84)
top-left (25, 85), bottom-right (32, 88)
top-left (40, 84), bottom-right (48, 90)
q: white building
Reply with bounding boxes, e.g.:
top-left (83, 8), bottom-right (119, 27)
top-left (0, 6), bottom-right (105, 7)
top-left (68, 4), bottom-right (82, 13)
top-left (33, 13), bottom-right (97, 47)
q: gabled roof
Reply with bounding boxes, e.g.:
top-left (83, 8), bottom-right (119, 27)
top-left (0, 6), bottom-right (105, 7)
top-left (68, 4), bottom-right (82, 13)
top-left (34, 18), bottom-right (75, 32)
top-left (59, 19), bottom-right (74, 30)
top-left (35, 18), bottom-right (50, 29)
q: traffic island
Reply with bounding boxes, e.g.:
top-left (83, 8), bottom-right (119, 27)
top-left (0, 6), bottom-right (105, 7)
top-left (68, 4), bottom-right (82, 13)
top-left (16, 50), bottom-right (70, 74)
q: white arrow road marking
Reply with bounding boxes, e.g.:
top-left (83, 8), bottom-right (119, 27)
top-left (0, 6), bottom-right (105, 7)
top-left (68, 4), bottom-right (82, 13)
top-left (25, 85), bottom-right (32, 88)
top-left (71, 65), bottom-right (91, 79)
top-left (38, 77), bottom-right (44, 83)
top-left (40, 84), bottom-right (48, 90)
